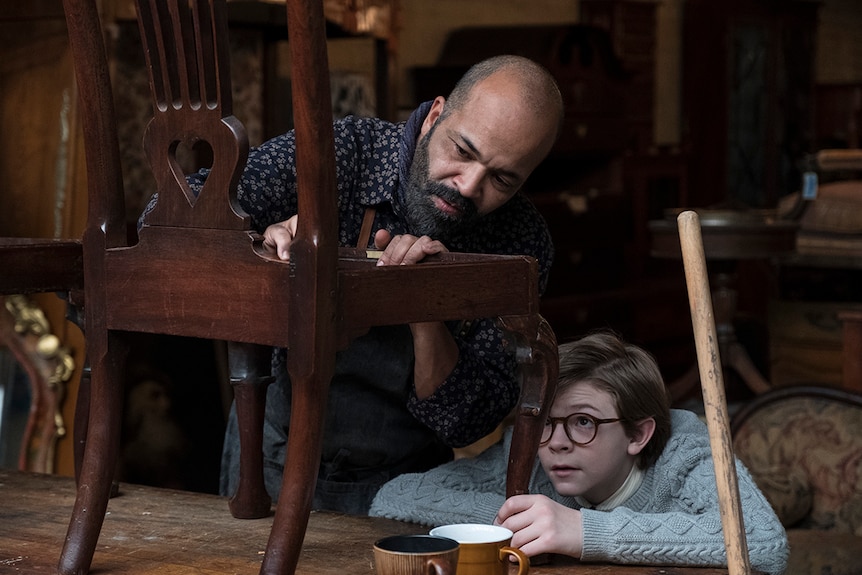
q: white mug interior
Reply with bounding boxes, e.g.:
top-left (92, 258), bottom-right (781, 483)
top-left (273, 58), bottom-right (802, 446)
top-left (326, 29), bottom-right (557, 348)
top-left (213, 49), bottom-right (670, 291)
top-left (430, 524), bottom-right (513, 544)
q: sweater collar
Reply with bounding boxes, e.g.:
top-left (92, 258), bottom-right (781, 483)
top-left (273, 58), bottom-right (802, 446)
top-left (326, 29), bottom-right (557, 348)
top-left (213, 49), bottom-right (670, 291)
top-left (576, 465), bottom-right (645, 511)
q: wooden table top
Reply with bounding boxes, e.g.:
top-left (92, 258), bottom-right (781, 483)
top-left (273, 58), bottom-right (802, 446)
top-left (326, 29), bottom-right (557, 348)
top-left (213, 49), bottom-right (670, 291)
top-left (0, 469), bottom-right (732, 575)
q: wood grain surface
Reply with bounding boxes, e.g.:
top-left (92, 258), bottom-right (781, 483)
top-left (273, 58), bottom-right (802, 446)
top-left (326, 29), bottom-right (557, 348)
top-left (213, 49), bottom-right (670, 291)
top-left (0, 469), bottom-right (735, 575)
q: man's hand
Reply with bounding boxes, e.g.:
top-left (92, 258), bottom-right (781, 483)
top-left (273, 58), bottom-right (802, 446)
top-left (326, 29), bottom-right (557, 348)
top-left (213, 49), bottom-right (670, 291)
top-left (264, 220), bottom-right (448, 265)
top-left (373, 229), bottom-right (448, 266)
top-left (263, 219), bottom-right (459, 398)
top-left (495, 494), bottom-right (584, 559)
top-left (262, 215), bottom-right (299, 261)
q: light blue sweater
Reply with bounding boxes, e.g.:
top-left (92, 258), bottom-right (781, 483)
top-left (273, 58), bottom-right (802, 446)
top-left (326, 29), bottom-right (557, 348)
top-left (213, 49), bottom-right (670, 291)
top-left (369, 410), bottom-right (788, 575)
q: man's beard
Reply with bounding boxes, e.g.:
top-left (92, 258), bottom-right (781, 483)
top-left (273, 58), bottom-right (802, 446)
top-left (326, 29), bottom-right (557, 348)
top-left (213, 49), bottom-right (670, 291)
top-left (403, 131), bottom-right (478, 241)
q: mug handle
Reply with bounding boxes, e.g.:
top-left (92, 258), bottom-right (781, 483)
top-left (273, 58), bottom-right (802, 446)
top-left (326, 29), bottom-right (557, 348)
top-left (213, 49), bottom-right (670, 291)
top-left (426, 558), bottom-right (455, 575)
top-left (500, 546), bottom-right (531, 575)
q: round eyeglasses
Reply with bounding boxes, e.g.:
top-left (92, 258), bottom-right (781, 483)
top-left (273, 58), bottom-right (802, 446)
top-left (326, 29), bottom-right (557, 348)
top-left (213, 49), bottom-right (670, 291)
top-left (540, 412), bottom-right (623, 446)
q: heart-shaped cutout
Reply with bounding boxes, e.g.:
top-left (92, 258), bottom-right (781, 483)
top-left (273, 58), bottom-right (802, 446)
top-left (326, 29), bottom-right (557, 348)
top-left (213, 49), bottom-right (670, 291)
top-left (168, 138), bottom-right (214, 206)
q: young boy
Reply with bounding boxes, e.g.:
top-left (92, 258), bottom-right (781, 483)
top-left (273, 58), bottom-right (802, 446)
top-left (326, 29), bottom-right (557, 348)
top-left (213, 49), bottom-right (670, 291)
top-left (369, 331), bottom-right (789, 575)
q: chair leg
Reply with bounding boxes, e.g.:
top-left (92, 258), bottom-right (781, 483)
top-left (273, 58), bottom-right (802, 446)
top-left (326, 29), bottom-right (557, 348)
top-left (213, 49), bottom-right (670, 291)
top-left (227, 342), bottom-right (274, 519)
top-left (72, 360), bottom-right (89, 484)
top-left (259, 367), bottom-right (331, 575)
top-left (58, 329), bottom-right (127, 575)
top-left (65, 299), bottom-right (88, 484)
top-left (499, 315), bottom-right (558, 498)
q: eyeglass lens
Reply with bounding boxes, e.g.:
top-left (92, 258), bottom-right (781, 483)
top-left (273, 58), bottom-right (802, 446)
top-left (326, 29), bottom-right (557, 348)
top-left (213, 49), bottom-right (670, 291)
top-left (540, 413), bottom-right (620, 446)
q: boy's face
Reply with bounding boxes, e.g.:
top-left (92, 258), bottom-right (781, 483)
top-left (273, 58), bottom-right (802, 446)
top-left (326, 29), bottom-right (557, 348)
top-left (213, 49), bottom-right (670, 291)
top-left (538, 380), bottom-right (640, 505)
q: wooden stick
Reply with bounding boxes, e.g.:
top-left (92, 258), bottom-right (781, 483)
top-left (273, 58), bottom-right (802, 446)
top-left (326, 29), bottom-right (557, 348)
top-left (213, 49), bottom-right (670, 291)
top-left (816, 149), bottom-right (862, 172)
top-left (677, 210), bottom-right (751, 575)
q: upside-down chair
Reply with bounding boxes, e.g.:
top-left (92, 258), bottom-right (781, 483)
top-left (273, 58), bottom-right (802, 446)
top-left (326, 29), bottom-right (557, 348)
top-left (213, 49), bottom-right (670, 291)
top-left (49, 0), bottom-right (558, 573)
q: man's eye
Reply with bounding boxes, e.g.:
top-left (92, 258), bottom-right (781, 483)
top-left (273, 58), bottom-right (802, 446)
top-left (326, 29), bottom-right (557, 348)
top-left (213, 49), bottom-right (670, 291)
top-left (454, 143), bottom-right (470, 159)
top-left (493, 175), bottom-right (513, 189)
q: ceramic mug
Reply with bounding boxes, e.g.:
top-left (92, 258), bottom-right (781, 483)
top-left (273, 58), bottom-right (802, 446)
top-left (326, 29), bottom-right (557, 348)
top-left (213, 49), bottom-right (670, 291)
top-left (373, 534), bottom-right (459, 575)
top-left (430, 523), bottom-right (530, 575)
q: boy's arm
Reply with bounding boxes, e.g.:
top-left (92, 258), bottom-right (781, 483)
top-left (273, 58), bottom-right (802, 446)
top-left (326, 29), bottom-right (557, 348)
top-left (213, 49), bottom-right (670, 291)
top-left (368, 433), bottom-right (512, 525)
top-left (580, 459), bottom-right (789, 575)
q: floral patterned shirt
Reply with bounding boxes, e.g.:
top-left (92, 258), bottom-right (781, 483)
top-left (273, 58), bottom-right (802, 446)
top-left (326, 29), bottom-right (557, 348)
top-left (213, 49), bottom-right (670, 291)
top-left (146, 102), bottom-right (554, 448)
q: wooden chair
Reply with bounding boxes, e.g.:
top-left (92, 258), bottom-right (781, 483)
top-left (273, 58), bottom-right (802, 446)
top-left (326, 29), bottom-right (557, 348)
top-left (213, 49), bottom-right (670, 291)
top-left (55, 0), bottom-right (559, 574)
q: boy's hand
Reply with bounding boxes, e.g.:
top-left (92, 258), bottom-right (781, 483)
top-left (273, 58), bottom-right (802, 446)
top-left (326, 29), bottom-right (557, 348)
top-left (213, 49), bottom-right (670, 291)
top-left (495, 494), bottom-right (584, 559)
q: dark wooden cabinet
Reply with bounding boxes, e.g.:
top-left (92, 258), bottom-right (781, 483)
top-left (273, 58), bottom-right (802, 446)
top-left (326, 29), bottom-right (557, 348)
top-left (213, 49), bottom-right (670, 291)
top-left (580, 0), bottom-right (660, 154)
top-left (682, 0), bottom-right (819, 209)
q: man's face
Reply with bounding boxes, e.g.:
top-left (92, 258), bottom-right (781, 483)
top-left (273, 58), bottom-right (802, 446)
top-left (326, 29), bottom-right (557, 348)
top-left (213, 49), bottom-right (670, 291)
top-left (403, 75), bottom-right (557, 240)
top-left (403, 123), bottom-right (479, 240)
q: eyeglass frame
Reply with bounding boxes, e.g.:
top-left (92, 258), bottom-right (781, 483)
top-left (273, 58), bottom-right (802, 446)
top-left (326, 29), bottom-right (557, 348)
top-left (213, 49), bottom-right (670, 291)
top-left (539, 412), bottom-right (624, 446)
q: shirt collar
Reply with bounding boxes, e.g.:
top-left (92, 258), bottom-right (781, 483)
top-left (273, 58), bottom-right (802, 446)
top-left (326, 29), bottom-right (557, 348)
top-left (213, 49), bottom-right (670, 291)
top-left (393, 100), bottom-right (434, 216)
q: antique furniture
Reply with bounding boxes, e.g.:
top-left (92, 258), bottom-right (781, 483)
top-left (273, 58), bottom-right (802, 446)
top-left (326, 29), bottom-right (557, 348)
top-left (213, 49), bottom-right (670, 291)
top-left (731, 386), bottom-right (862, 575)
top-left (649, 210), bottom-right (797, 400)
top-left (24, 0), bottom-right (560, 574)
top-left (0, 295), bottom-right (75, 472)
top-left (769, 148), bottom-right (862, 391)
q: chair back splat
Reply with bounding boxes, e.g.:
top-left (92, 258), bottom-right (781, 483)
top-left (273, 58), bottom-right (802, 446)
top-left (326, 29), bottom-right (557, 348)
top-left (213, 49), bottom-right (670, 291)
top-left (57, 0), bottom-right (558, 573)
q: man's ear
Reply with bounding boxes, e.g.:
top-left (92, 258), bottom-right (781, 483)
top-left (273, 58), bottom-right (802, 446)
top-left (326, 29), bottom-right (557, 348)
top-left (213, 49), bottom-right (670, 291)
top-left (419, 96), bottom-right (446, 137)
top-left (626, 417), bottom-right (656, 457)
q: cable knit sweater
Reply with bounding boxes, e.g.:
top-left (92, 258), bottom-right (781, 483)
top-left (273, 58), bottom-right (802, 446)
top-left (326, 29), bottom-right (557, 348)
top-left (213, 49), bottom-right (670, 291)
top-left (369, 409), bottom-right (789, 575)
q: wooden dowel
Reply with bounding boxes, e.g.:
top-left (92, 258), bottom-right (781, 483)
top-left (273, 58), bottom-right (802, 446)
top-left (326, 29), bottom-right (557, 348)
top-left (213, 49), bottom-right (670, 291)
top-left (677, 210), bottom-right (751, 575)
top-left (816, 149), bottom-right (862, 171)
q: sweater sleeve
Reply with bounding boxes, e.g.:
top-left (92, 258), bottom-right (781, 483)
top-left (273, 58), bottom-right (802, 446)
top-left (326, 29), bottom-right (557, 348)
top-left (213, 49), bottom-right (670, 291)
top-left (368, 434), bottom-right (512, 526)
top-left (580, 442), bottom-right (789, 575)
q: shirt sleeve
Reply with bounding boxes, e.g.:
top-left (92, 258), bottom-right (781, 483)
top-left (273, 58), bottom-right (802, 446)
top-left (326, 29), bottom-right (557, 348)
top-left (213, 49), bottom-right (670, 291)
top-left (406, 317), bottom-right (521, 448)
top-left (405, 197), bottom-right (555, 449)
top-left (231, 131), bottom-right (301, 232)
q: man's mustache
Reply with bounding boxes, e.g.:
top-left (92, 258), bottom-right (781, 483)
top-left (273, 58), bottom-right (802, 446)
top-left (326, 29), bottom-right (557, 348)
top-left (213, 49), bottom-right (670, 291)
top-left (426, 182), bottom-right (476, 220)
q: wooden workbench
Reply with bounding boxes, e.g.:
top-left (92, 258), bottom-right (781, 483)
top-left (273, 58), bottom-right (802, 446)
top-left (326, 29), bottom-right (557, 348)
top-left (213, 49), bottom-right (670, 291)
top-left (0, 469), bottom-right (733, 575)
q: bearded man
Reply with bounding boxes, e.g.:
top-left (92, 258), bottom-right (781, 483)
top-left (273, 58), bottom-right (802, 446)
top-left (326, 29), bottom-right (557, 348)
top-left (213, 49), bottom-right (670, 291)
top-left (146, 55), bottom-right (563, 514)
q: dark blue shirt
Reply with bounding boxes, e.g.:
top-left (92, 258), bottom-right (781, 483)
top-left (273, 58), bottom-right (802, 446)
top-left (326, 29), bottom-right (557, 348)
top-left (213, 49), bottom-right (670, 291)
top-left (173, 102), bottom-right (554, 448)
top-left (149, 103), bottom-right (555, 510)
